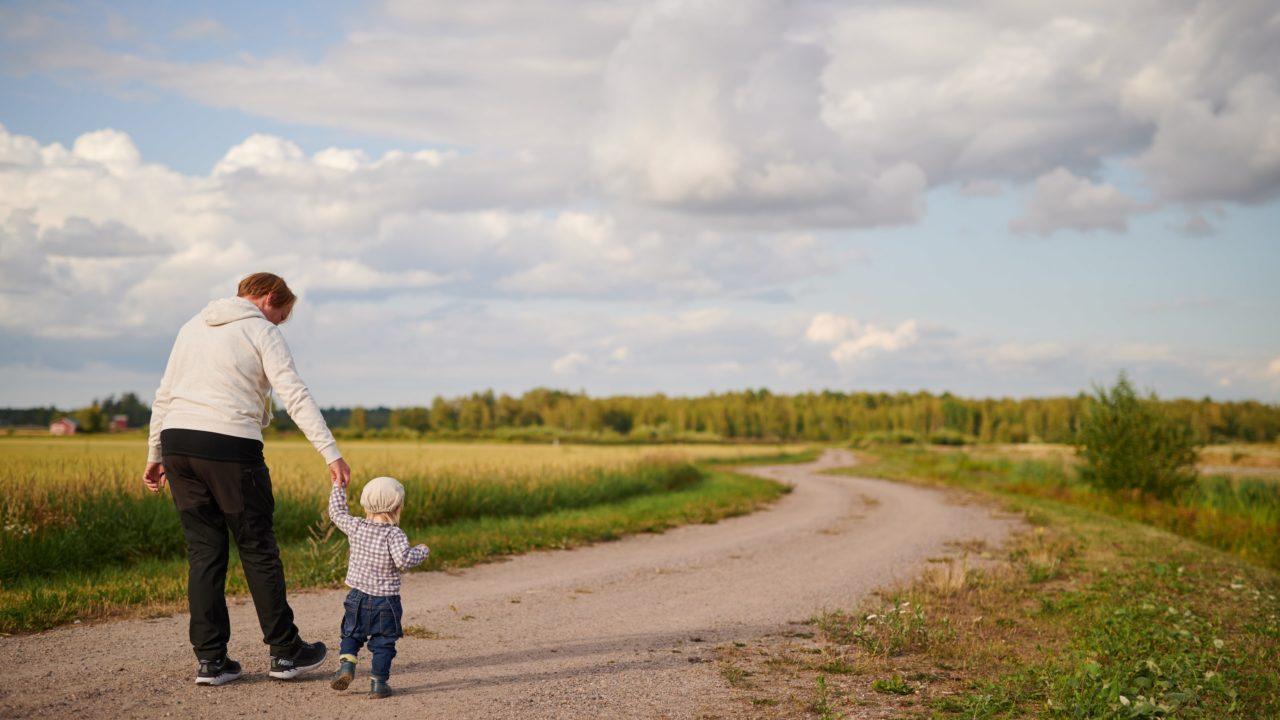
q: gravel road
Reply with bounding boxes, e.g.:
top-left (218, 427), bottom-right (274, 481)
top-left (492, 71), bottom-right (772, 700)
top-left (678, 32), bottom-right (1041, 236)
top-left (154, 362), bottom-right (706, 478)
top-left (0, 450), bottom-right (1020, 719)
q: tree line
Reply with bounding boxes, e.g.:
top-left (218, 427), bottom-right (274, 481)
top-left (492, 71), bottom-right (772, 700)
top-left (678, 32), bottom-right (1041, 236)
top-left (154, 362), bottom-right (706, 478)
top-left (0, 393), bottom-right (151, 433)
top-left (4, 386), bottom-right (1276, 444)
top-left (311, 387), bottom-right (1279, 444)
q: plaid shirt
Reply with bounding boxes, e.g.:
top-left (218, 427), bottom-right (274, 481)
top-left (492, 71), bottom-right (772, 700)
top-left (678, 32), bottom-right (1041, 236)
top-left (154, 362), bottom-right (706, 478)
top-left (328, 484), bottom-right (429, 596)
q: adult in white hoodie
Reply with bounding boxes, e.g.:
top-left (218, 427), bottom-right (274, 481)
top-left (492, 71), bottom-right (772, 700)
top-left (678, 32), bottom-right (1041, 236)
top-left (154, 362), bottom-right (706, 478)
top-left (143, 272), bottom-right (347, 685)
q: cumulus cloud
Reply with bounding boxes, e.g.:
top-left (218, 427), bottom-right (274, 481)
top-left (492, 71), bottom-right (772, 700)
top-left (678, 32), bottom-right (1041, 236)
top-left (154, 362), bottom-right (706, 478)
top-left (551, 351), bottom-right (590, 376)
top-left (42, 216), bottom-right (169, 257)
top-left (1136, 74), bottom-right (1280, 204)
top-left (805, 313), bottom-right (920, 368)
top-left (805, 313), bottom-right (861, 345)
top-left (1, 2), bottom-right (1277, 404)
top-left (7, 0), bottom-right (1276, 226)
top-left (589, 0), bottom-right (927, 227)
top-left (1010, 168), bottom-right (1145, 235)
top-left (0, 125), bottom-right (834, 345)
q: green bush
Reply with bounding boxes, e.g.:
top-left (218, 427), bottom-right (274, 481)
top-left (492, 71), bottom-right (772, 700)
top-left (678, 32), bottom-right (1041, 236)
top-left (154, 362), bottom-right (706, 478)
top-left (1075, 374), bottom-right (1199, 500)
top-left (852, 430), bottom-right (921, 447)
top-left (927, 429), bottom-right (974, 446)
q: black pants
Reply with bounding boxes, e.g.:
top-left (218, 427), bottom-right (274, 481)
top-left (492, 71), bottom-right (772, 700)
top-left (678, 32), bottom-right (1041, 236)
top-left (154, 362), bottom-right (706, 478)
top-left (164, 454), bottom-right (301, 661)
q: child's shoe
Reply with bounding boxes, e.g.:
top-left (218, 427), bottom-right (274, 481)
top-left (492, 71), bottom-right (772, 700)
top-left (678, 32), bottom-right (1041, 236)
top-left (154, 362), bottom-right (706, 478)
top-left (195, 656), bottom-right (242, 686)
top-left (331, 658), bottom-right (356, 690)
top-left (369, 678), bottom-right (393, 699)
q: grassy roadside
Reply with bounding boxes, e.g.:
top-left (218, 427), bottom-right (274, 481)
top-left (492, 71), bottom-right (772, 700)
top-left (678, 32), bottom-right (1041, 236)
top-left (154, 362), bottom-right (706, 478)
top-left (1, 453), bottom-right (805, 634)
top-left (715, 448), bottom-right (1279, 719)
top-left (861, 447), bottom-right (1280, 571)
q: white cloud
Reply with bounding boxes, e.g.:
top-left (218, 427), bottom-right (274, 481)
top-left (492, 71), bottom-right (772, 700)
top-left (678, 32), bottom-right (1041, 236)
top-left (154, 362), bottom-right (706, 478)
top-left (72, 128), bottom-right (140, 170)
top-left (10, 0), bottom-right (1276, 226)
top-left (291, 260), bottom-right (447, 293)
top-left (551, 351), bottom-right (590, 376)
top-left (213, 133), bottom-right (306, 174)
top-left (590, 0), bottom-right (927, 226)
top-left (0, 125), bottom-right (838, 351)
top-left (805, 313), bottom-right (919, 367)
top-left (830, 321), bottom-right (919, 365)
top-left (42, 216), bottom-right (169, 257)
top-left (1268, 358), bottom-right (1280, 376)
top-left (805, 313), bottom-right (861, 345)
top-left (1135, 74), bottom-right (1280, 204)
top-left (1010, 168), bottom-right (1144, 235)
top-left (1, 3), bottom-right (1278, 404)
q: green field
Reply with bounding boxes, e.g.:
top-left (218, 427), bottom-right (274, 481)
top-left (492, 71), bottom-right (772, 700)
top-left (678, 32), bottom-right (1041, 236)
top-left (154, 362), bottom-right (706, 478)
top-left (0, 437), bottom-right (807, 633)
top-left (715, 445), bottom-right (1280, 719)
top-left (857, 446), bottom-right (1280, 570)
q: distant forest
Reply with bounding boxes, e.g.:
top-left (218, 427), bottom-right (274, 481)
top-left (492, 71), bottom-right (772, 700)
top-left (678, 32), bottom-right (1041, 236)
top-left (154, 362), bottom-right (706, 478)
top-left (6, 387), bottom-right (1276, 444)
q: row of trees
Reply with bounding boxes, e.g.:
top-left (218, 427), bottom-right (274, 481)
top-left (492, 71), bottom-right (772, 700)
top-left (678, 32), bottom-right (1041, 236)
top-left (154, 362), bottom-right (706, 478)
top-left (6, 386), bottom-right (1277, 444)
top-left (299, 386), bottom-right (1279, 444)
top-left (0, 393), bottom-right (151, 433)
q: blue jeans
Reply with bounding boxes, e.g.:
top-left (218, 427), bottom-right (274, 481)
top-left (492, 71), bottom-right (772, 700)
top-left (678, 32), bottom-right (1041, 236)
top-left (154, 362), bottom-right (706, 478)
top-left (338, 588), bottom-right (403, 680)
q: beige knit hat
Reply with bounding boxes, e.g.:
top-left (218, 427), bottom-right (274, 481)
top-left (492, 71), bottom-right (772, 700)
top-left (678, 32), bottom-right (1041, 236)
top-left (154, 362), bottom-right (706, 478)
top-left (360, 476), bottom-right (405, 515)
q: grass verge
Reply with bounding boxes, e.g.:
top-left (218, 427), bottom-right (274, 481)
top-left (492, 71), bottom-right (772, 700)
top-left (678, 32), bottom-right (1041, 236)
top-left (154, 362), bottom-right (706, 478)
top-left (715, 448), bottom-right (1279, 719)
top-left (863, 446), bottom-right (1280, 570)
top-left (0, 462), bottom-right (791, 634)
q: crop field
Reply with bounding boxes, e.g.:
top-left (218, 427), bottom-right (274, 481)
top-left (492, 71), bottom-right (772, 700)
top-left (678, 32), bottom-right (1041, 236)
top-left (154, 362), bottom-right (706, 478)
top-left (0, 437), bottom-right (807, 633)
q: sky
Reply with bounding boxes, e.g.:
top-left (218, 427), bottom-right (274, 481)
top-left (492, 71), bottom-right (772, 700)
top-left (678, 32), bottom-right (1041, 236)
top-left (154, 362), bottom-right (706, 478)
top-left (1, 0), bottom-right (1278, 408)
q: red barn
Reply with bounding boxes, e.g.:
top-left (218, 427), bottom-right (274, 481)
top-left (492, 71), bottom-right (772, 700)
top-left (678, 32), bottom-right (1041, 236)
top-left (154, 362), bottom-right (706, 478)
top-left (50, 417), bottom-right (78, 436)
top-left (109, 415), bottom-right (129, 432)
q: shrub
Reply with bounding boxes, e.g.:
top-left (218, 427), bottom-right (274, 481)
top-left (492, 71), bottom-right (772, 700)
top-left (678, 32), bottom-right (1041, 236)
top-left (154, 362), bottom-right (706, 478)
top-left (1075, 374), bottom-right (1199, 500)
top-left (927, 429), bottom-right (974, 446)
top-left (852, 430), bottom-right (921, 447)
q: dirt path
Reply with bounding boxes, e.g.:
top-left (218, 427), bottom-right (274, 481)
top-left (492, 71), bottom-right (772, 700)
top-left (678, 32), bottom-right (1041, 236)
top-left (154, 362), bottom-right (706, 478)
top-left (0, 450), bottom-right (1021, 719)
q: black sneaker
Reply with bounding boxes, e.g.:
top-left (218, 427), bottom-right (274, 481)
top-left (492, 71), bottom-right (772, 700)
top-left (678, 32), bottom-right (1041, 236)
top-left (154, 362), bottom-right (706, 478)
top-left (369, 678), bottom-right (393, 699)
top-left (269, 640), bottom-right (328, 680)
top-left (195, 657), bottom-right (242, 686)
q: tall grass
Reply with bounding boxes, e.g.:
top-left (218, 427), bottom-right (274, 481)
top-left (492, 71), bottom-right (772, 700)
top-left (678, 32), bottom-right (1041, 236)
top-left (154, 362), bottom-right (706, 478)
top-left (0, 462), bottom-right (704, 583)
top-left (0, 439), bottom-right (784, 581)
top-left (0, 437), bottom-right (802, 631)
top-left (853, 447), bottom-right (1280, 570)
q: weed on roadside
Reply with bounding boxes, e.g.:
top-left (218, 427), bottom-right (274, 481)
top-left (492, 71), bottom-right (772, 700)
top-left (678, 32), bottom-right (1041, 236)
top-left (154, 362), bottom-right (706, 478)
top-left (871, 674), bottom-right (913, 695)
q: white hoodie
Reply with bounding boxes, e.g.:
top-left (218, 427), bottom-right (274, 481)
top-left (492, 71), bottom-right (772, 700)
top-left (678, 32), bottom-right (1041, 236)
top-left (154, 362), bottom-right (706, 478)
top-left (147, 297), bottom-right (341, 464)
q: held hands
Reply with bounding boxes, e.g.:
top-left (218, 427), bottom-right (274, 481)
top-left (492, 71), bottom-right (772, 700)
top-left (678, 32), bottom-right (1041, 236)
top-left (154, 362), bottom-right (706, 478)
top-left (143, 462), bottom-right (166, 493)
top-left (415, 544), bottom-right (429, 552)
top-left (329, 457), bottom-right (351, 487)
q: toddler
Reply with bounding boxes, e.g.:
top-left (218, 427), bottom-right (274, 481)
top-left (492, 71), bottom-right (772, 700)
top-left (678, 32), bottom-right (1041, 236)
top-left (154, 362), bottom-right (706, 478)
top-left (327, 475), bottom-right (429, 698)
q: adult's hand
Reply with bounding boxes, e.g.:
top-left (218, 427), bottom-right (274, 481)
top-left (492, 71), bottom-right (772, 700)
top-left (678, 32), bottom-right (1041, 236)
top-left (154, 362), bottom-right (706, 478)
top-left (329, 457), bottom-right (351, 488)
top-left (143, 462), bottom-right (167, 493)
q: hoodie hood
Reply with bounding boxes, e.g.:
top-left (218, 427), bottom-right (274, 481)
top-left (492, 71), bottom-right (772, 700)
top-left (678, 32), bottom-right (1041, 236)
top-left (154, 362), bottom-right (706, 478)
top-left (201, 297), bottom-right (266, 326)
